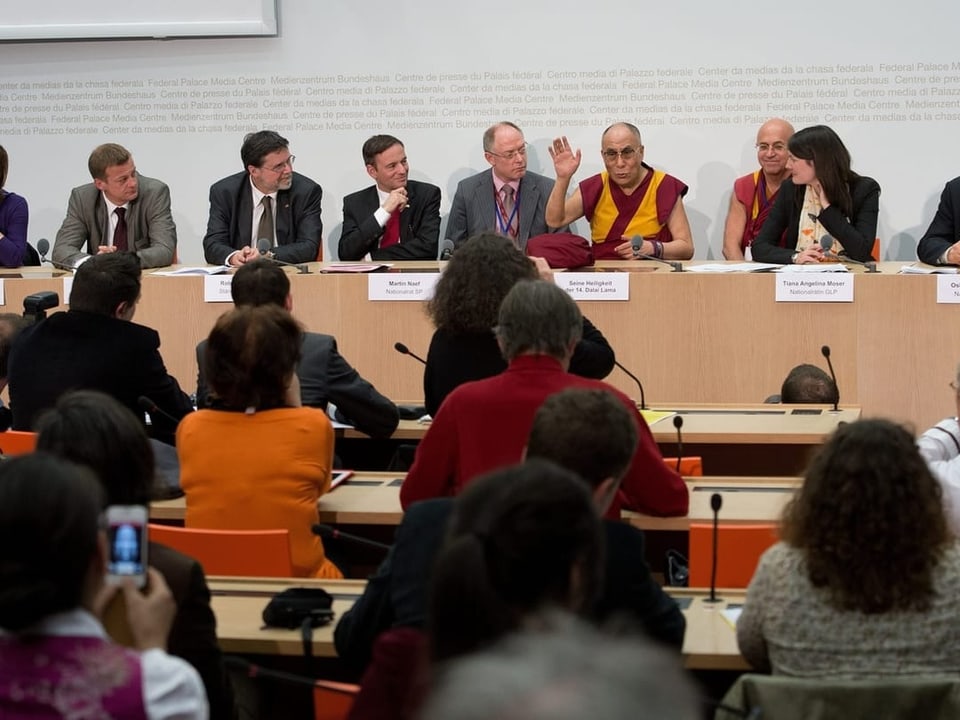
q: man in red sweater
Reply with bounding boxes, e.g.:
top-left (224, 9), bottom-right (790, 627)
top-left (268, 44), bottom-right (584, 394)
top-left (400, 279), bottom-right (688, 519)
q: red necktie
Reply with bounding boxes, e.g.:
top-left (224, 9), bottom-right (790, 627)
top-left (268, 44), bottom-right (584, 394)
top-left (382, 209), bottom-right (401, 248)
top-left (114, 207), bottom-right (128, 251)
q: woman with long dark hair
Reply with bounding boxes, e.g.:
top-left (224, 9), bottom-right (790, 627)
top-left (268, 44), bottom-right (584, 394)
top-left (751, 125), bottom-right (880, 264)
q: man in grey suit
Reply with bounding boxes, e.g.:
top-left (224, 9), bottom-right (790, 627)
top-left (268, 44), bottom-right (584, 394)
top-left (53, 143), bottom-right (177, 268)
top-left (446, 122), bottom-right (568, 251)
top-left (195, 259), bottom-right (399, 439)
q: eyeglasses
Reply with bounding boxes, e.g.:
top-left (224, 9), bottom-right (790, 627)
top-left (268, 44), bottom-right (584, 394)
top-left (602, 147), bottom-right (639, 161)
top-left (487, 143), bottom-right (528, 161)
top-left (756, 143), bottom-right (787, 153)
top-left (262, 155), bottom-right (295, 174)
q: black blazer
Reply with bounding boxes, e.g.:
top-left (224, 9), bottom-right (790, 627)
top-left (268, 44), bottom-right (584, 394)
top-left (917, 177), bottom-right (960, 265)
top-left (751, 176), bottom-right (880, 264)
top-left (202, 170), bottom-right (322, 265)
top-left (8, 310), bottom-right (193, 445)
top-left (339, 179), bottom-right (441, 261)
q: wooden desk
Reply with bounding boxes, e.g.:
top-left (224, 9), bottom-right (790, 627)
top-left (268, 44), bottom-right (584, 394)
top-left (150, 471), bottom-right (404, 524)
top-left (624, 478), bottom-right (799, 531)
top-left (2, 262), bottom-right (950, 436)
top-left (208, 578), bottom-right (749, 671)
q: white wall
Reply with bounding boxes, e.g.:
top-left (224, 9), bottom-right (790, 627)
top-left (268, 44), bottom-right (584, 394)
top-left (2, 0), bottom-right (957, 263)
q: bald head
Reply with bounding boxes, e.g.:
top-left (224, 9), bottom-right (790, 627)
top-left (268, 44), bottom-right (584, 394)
top-left (602, 122), bottom-right (642, 146)
top-left (755, 118), bottom-right (794, 181)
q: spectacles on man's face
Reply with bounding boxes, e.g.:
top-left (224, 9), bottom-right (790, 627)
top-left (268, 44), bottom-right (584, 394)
top-left (756, 143), bottom-right (787, 153)
top-left (602, 147), bottom-right (639, 162)
top-left (262, 155), bottom-right (296, 174)
top-left (487, 143), bottom-right (528, 161)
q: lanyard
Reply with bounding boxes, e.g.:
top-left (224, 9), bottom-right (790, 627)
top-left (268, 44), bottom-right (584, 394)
top-left (494, 186), bottom-right (520, 237)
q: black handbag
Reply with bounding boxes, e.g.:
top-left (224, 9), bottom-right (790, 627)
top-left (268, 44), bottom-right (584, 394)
top-left (262, 587), bottom-right (335, 657)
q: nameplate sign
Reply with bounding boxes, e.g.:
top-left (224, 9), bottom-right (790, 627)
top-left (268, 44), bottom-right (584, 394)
top-left (62, 276), bottom-right (73, 305)
top-left (936, 275), bottom-right (960, 303)
top-left (368, 273), bottom-right (439, 301)
top-left (0, 279), bottom-right (5, 306)
top-left (775, 274), bottom-right (854, 302)
top-left (204, 275), bottom-right (235, 302)
top-left (553, 272), bottom-right (630, 301)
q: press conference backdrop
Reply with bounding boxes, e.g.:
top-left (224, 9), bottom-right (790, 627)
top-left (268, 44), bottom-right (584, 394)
top-left (1, 0), bottom-right (958, 263)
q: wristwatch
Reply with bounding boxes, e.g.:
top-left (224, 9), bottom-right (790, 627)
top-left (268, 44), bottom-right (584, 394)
top-left (791, 252), bottom-right (800, 263)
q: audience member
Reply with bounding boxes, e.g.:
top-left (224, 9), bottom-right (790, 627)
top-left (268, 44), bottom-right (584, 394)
top-left (546, 123), bottom-right (694, 260)
top-left (203, 130), bottom-right (321, 266)
top-left (723, 118), bottom-right (795, 260)
top-left (339, 134), bottom-right (441, 260)
top-left (738, 418), bottom-right (960, 676)
top-left (178, 304), bottom-right (340, 578)
top-left (750, 125), bottom-right (880, 264)
top-left (402, 279), bottom-right (687, 519)
top-left (35, 390), bottom-right (234, 719)
top-left (446, 121), bottom-right (568, 249)
top-left (423, 232), bottom-right (614, 416)
top-left (917, 176), bottom-right (960, 265)
top-left (778, 363), bottom-right (838, 404)
top-left (0, 453), bottom-right (207, 718)
top-left (8, 252), bottom-right (193, 445)
top-left (196, 258), bottom-right (398, 438)
top-left (526, 388), bottom-right (686, 646)
top-left (917, 362), bottom-right (960, 532)
top-left (420, 616), bottom-right (699, 720)
top-left (0, 144), bottom-right (30, 267)
top-left (52, 143), bottom-right (177, 268)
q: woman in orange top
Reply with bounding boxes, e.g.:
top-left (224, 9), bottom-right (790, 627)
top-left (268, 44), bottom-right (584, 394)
top-left (177, 304), bottom-right (340, 578)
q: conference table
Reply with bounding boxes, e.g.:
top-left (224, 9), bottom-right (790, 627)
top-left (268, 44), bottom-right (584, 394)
top-left (151, 473), bottom-right (798, 531)
top-left (1, 260), bottom-right (951, 436)
top-left (208, 577), bottom-right (749, 671)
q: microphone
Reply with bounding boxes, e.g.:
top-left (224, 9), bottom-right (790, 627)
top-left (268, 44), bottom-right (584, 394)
top-left (707, 492), bottom-right (723, 604)
top-left (394, 341), bottom-right (426, 365)
top-left (137, 395), bottom-right (181, 426)
top-left (819, 235), bottom-right (878, 273)
top-left (439, 239), bottom-right (455, 261)
top-left (255, 238), bottom-right (310, 274)
top-left (311, 524), bottom-right (391, 552)
top-left (37, 237), bottom-right (50, 263)
top-left (820, 345), bottom-right (840, 412)
top-left (630, 236), bottom-right (683, 272)
top-left (673, 415), bottom-right (684, 474)
top-left (613, 360), bottom-right (646, 410)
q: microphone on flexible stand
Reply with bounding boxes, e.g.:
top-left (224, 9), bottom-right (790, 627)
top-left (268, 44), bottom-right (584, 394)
top-left (311, 524), bottom-right (391, 552)
top-left (673, 415), bottom-right (684, 474)
top-left (614, 360), bottom-right (647, 410)
top-left (631, 236), bottom-right (684, 272)
top-left (137, 395), bottom-right (181, 425)
top-left (255, 238), bottom-right (310, 274)
top-left (819, 235), bottom-right (878, 273)
top-left (35, 238), bottom-right (77, 272)
top-left (706, 492), bottom-right (723, 604)
top-left (439, 239), bottom-right (455, 261)
top-left (394, 342), bottom-right (427, 365)
top-left (820, 345), bottom-right (840, 413)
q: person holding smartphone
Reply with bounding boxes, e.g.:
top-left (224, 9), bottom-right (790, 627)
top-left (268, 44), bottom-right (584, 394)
top-left (0, 454), bottom-right (207, 718)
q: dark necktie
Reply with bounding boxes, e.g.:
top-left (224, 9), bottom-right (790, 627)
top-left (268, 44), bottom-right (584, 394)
top-left (258, 196), bottom-right (274, 247)
top-left (501, 185), bottom-right (518, 239)
top-left (382, 209), bottom-right (401, 248)
top-left (114, 207), bottom-right (128, 252)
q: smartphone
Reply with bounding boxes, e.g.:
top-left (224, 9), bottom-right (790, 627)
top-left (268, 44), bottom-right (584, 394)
top-left (105, 505), bottom-right (148, 588)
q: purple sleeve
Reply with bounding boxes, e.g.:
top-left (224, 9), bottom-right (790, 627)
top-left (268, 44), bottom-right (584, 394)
top-left (0, 193), bottom-right (28, 267)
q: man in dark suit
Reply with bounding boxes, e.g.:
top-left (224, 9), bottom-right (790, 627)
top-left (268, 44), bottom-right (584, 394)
top-left (446, 121), bottom-right (568, 251)
top-left (339, 135), bottom-right (441, 261)
top-left (52, 143), bottom-right (177, 268)
top-left (203, 130), bottom-right (322, 266)
top-left (8, 253), bottom-right (193, 445)
top-left (195, 259), bottom-right (399, 438)
top-left (917, 176), bottom-right (960, 265)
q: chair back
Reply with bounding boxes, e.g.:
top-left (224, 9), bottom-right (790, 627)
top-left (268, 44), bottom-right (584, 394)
top-left (716, 673), bottom-right (960, 720)
top-left (314, 680), bottom-right (359, 720)
top-left (148, 524), bottom-right (294, 577)
top-left (0, 430), bottom-right (38, 456)
top-left (688, 522), bottom-right (778, 588)
top-left (662, 456), bottom-right (703, 477)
